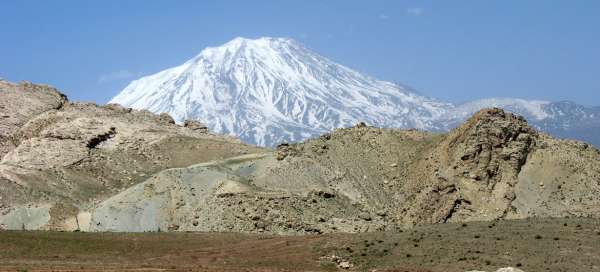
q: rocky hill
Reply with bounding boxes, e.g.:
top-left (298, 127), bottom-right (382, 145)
top-left (90, 111), bottom-right (600, 233)
top-left (1, 80), bottom-right (599, 233)
top-left (0, 80), bottom-right (264, 230)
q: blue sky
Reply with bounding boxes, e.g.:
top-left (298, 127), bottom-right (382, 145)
top-left (1, 1), bottom-right (598, 105)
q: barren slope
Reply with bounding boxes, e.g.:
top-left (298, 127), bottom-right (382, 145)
top-left (2, 80), bottom-right (598, 233)
top-left (0, 80), bottom-right (265, 231)
top-left (90, 109), bottom-right (600, 233)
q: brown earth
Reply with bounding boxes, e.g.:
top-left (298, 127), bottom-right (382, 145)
top-left (0, 218), bottom-right (598, 272)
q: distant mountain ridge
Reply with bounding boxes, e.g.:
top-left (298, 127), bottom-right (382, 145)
top-left (110, 37), bottom-right (599, 147)
top-left (446, 99), bottom-right (600, 147)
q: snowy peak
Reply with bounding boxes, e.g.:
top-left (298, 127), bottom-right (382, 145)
top-left (110, 37), bottom-right (450, 146)
top-left (110, 37), bottom-right (599, 147)
top-left (192, 37), bottom-right (302, 70)
top-left (202, 37), bottom-right (300, 54)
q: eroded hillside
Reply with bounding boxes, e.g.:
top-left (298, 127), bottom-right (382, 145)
top-left (0, 80), bottom-right (264, 230)
top-left (1, 80), bottom-right (599, 233)
top-left (92, 110), bottom-right (600, 233)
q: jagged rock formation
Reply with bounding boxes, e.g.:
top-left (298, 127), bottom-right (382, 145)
top-left (406, 109), bottom-right (539, 224)
top-left (0, 80), bottom-right (264, 230)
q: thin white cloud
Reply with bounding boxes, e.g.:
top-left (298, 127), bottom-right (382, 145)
top-left (98, 70), bottom-right (138, 84)
top-left (406, 7), bottom-right (424, 16)
top-left (379, 13), bottom-right (389, 20)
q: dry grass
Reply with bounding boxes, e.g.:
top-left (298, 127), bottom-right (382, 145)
top-left (0, 218), bottom-right (599, 272)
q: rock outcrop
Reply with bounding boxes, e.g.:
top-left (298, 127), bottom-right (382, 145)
top-left (0, 80), bottom-right (67, 158)
top-left (403, 109), bottom-right (540, 224)
top-left (89, 109), bottom-right (600, 233)
top-left (0, 80), bottom-right (264, 231)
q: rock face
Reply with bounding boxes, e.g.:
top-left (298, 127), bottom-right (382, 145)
top-left (0, 80), bottom-right (264, 231)
top-left (421, 109), bottom-right (539, 223)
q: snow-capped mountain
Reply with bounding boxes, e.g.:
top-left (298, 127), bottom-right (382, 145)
top-left (110, 37), bottom-right (451, 146)
top-left (111, 37), bottom-right (599, 147)
top-left (524, 101), bottom-right (600, 146)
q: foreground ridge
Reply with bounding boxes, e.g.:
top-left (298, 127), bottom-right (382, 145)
top-left (5, 81), bottom-right (600, 233)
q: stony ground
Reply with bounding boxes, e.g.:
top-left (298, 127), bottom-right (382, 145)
top-left (0, 218), bottom-right (599, 272)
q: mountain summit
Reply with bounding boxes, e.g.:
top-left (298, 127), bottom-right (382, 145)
top-left (111, 37), bottom-right (600, 147)
top-left (110, 37), bottom-right (450, 146)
